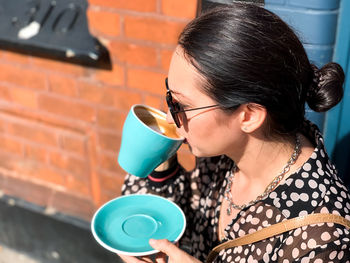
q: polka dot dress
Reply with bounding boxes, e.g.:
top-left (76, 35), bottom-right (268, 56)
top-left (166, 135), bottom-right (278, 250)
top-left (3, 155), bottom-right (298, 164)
top-left (122, 121), bottom-right (350, 262)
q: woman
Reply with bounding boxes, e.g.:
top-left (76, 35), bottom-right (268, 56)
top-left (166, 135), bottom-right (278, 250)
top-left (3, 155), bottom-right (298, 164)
top-left (120, 3), bottom-right (349, 262)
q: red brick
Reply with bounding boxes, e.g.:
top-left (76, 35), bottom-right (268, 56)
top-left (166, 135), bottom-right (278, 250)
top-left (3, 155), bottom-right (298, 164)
top-left (0, 84), bottom-right (10, 102)
top-left (0, 0), bottom-right (200, 222)
top-left (87, 9), bottom-right (120, 37)
top-left (0, 63), bottom-right (47, 90)
top-left (97, 131), bottom-right (121, 152)
top-left (162, 0), bottom-right (197, 19)
top-left (97, 108), bottom-right (126, 130)
top-left (0, 85), bottom-right (38, 108)
top-left (4, 176), bottom-right (52, 207)
top-left (0, 126), bottom-right (6, 138)
top-left (38, 94), bottom-right (96, 122)
top-left (77, 81), bottom-right (106, 104)
top-left (161, 48), bottom-right (174, 70)
top-left (12, 88), bottom-right (37, 108)
top-left (48, 74), bottom-right (77, 97)
top-left (127, 68), bottom-right (166, 95)
top-left (60, 134), bottom-right (87, 156)
top-left (66, 175), bottom-right (91, 196)
top-left (99, 191), bottom-right (118, 206)
top-left (94, 63), bottom-right (124, 86)
top-left (98, 152), bottom-right (122, 173)
top-left (27, 164), bottom-right (66, 186)
top-left (0, 117), bottom-right (6, 133)
top-left (78, 81), bottom-right (142, 110)
top-left (49, 152), bottom-right (88, 178)
top-left (24, 144), bottom-right (48, 162)
top-left (110, 88), bottom-right (143, 110)
top-left (99, 172), bottom-right (124, 195)
top-left (0, 135), bottom-right (23, 155)
top-left (12, 87), bottom-right (38, 108)
top-left (124, 16), bottom-right (186, 44)
top-left (0, 172), bottom-right (4, 189)
top-left (31, 56), bottom-right (86, 77)
top-left (51, 191), bottom-right (95, 220)
top-left (88, 0), bottom-right (157, 12)
top-left (7, 122), bottom-right (58, 147)
top-left (144, 95), bottom-right (166, 111)
top-left (109, 41), bottom-right (158, 67)
top-left (0, 152), bottom-right (16, 171)
top-left (0, 153), bottom-right (64, 186)
top-left (2, 50), bottom-right (31, 65)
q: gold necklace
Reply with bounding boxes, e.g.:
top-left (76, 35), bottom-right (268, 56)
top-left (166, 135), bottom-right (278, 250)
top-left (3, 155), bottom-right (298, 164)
top-left (224, 135), bottom-right (301, 215)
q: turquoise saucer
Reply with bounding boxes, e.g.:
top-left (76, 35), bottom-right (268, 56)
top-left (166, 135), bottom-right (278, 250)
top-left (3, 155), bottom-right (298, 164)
top-left (91, 194), bottom-right (186, 256)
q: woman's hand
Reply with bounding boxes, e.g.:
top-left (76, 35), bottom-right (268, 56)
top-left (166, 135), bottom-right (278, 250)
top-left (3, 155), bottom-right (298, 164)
top-left (154, 154), bottom-right (177, 172)
top-left (119, 239), bottom-right (202, 263)
top-left (118, 251), bottom-right (166, 263)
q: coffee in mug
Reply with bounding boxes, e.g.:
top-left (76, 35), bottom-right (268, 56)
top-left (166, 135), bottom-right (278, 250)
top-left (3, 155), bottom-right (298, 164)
top-left (134, 106), bottom-right (180, 139)
top-left (118, 105), bottom-right (183, 178)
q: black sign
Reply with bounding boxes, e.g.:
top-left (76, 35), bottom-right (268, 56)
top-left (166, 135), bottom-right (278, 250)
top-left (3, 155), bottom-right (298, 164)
top-left (0, 0), bottom-right (111, 69)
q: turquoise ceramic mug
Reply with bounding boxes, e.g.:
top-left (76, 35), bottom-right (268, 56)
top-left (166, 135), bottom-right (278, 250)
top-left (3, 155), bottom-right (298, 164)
top-left (118, 105), bottom-right (183, 178)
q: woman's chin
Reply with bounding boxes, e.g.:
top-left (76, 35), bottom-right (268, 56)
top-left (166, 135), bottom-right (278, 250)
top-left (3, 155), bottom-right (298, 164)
top-left (188, 145), bottom-right (213, 158)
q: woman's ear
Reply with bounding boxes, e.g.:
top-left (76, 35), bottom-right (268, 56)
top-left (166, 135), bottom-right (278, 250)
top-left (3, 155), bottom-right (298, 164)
top-left (238, 103), bottom-right (267, 133)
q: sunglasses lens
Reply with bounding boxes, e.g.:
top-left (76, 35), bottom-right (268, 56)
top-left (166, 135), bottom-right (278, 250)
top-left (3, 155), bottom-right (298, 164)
top-left (166, 93), bottom-right (181, 128)
top-left (171, 112), bottom-right (181, 128)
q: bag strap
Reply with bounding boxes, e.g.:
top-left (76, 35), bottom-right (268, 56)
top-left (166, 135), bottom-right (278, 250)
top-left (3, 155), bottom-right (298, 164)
top-left (206, 213), bottom-right (350, 263)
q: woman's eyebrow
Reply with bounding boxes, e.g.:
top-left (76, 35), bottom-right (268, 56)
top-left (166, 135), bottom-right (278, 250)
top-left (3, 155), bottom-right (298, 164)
top-left (170, 90), bottom-right (193, 105)
top-left (167, 79), bottom-right (193, 102)
top-left (169, 90), bottom-right (182, 95)
top-left (171, 90), bottom-right (189, 99)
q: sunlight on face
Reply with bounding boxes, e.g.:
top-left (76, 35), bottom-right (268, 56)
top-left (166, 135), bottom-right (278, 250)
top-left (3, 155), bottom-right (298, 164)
top-left (167, 46), bottom-right (244, 157)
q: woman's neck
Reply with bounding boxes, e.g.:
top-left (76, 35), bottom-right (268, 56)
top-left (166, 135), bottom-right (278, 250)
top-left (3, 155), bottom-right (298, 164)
top-left (227, 134), bottom-right (297, 189)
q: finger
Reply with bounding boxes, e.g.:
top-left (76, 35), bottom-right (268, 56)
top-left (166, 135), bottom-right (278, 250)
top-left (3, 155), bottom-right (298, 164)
top-left (155, 252), bottom-right (167, 263)
top-left (139, 256), bottom-right (154, 263)
top-left (149, 239), bottom-right (183, 260)
top-left (119, 254), bottom-right (144, 263)
top-left (150, 239), bottom-right (202, 263)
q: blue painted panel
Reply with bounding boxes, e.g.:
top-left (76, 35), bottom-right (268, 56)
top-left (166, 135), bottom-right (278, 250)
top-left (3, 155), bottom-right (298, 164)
top-left (265, 6), bottom-right (338, 45)
top-left (287, 0), bottom-right (340, 10)
top-left (324, 0), bottom-right (350, 183)
top-left (332, 61), bottom-right (350, 181)
top-left (266, 2), bottom-right (340, 133)
top-left (337, 65), bottom-right (350, 140)
top-left (304, 44), bottom-right (334, 67)
top-left (265, 0), bottom-right (285, 4)
top-left (325, 0), bottom-right (350, 158)
top-left (305, 108), bottom-right (325, 130)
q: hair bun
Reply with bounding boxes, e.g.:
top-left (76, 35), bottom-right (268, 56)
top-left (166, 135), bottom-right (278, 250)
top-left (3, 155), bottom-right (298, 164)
top-left (307, 62), bottom-right (344, 112)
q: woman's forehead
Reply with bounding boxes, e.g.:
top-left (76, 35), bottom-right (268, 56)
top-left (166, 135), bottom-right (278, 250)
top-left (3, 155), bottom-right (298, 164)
top-left (168, 48), bottom-right (205, 98)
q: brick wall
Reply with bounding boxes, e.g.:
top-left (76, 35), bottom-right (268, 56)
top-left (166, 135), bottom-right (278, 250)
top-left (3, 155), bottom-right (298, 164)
top-left (0, 0), bottom-right (197, 221)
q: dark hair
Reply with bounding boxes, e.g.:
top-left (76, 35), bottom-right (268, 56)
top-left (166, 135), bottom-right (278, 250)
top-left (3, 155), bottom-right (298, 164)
top-left (178, 3), bottom-right (344, 136)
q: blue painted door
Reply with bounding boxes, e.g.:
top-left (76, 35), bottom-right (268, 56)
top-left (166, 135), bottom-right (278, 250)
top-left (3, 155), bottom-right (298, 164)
top-left (324, 0), bottom-right (350, 186)
top-left (265, 0), bottom-right (341, 130)
top-left (265, 0), bottom-right (349, 186)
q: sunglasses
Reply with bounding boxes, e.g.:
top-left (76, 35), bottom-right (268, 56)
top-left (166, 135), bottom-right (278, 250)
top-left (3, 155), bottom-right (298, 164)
top-left (165, 78), bottom-right (220, 128)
